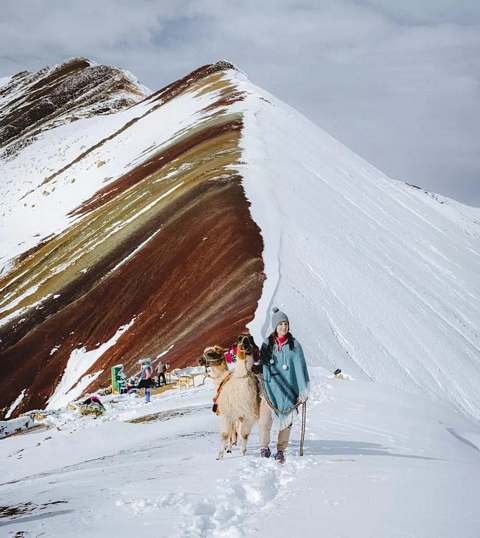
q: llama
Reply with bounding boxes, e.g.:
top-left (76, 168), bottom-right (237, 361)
top-left (204, 350), bottom-right (239, 453)
top-left (200, 337), bottom-right (260, 459)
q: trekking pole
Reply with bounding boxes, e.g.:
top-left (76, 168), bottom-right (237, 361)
top-left (299, 400), bottom-right (307, 456)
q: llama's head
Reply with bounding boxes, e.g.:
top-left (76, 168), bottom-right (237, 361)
top-left (200, 345), bottom-right (228, 380)
top-left (199, 345), bottom-right (227, 367)
top-left (236, 333), bottom-right (256, 360)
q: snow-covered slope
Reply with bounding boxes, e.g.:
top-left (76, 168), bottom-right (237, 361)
top-left (227, 71), bottom-right (480, 420)
top-left (1, 59), bottom-right (480, 538)
top-left (1, 59), bottom-right (479, 423)
top-left (1, 371), bottom-right (479, 537)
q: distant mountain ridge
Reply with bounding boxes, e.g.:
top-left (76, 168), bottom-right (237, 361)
top-left (0, 57), bottom-right (146, 155)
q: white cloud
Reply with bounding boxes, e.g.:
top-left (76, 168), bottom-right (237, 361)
top-left (1, 0), bottom-right (479, 205)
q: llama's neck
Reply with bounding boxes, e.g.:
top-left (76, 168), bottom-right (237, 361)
top-left (209, 364), bottom-right (229, 386)
top-left (232, 355), bottom-right (252, 378)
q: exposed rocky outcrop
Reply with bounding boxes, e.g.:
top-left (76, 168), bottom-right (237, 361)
top-left (0, 57), bottom-right (146, 157)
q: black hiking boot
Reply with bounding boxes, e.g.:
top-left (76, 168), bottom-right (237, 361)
top-left (275, 450), bottom-right (285, 464)
top-left (260, 447), bottom-right (271, 458)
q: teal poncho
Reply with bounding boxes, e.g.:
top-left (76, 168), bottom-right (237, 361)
top-left (260, 336), bottom-right (310, 429)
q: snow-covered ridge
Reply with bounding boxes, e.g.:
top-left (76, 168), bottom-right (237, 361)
top-left (225, 70), bottom-right (480, 419)
top-left (1, 58), bottom-right (479, 424)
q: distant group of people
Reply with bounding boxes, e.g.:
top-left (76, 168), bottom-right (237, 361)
top-left (137, 358), bottom-right (169, 403)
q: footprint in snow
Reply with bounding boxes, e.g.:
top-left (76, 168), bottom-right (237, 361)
top-left (180, 458), bottom-right (299, 537)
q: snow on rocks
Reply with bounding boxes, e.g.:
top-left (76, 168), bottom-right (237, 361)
top-left (4, 388), bottom-right (26, 419)
top-left (0, 414), bottom-right (33, 439)
top-left (46, 318), bottom-right (135, 410)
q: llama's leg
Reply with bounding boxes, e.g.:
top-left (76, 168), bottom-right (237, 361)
top-left (234, 419), bottom-right (239, 445)
top-left (218, 432), bottom-right (229, 460)
top-left (227, 422), bottom-right (236, 453)
top-left (238, 418), bottom-right (253, 456)
top-left (217, 417), bottom-right (230, 460)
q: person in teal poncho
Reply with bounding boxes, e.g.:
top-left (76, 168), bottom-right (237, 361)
top-left (253, 307), bottom-right (310, 463)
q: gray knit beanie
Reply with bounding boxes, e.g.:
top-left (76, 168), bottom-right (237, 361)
top-left (271, 306), bottom-right (289, 330)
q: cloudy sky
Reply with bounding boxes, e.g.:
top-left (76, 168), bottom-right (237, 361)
top-left (2, 0), bottom-right (480, 206)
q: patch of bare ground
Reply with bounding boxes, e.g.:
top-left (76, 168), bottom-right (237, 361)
top-left (0, 500), bottom-right (69, 528)
top-left (127, 404), bottom-right (210, 424)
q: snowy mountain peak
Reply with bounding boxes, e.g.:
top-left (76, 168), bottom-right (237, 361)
top-left (1, 60), bottom-right (479, 424)
top-left (0, 57), bottom-right (147, 159)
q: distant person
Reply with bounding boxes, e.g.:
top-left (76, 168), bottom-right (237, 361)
top-left (156, 359), bottom-right (167, 387)
top-left (118, 369), bottom-right (127, 394)
top-left (137, 359), bottom-right (154, 403)
top-left (82, 395), bottom-right (105, 411)
top-left (126, 376), bottom-right (138, 393)
top-left (253, 307), bottom-right (310, 463)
